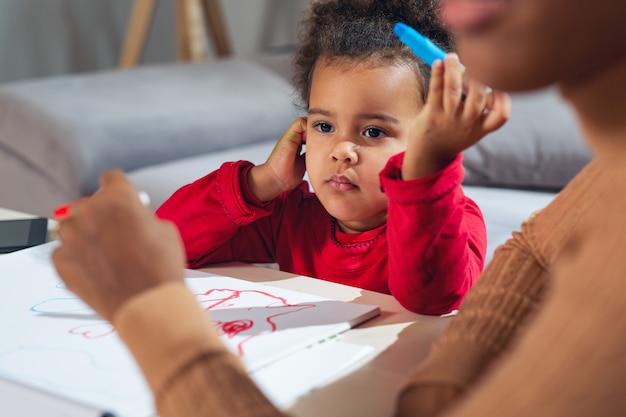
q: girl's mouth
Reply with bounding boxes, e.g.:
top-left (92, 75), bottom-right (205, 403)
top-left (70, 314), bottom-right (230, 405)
top-left (326, 175), bottom-right (358, 191)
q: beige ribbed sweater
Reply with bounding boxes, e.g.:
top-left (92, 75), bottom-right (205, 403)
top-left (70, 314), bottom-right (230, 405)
top-left (114, 155), bottom-right (626, 417)
top-left (397, 155), bottom-right (626, 416)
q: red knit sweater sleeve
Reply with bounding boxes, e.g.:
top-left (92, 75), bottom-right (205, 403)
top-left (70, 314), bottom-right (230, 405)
top-left (155, 161), bottom-right (278, 268)
top-left (380, 153), bottom-right (486, 315)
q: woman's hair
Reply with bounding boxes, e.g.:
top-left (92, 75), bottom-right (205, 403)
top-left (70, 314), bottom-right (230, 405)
top-left (293, 0), bottom-right (452, 109)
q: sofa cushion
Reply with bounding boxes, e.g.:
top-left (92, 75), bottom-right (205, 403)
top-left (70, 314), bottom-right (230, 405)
top-left (462, 185), bottom-right (556, 262)
top-left (0, 58), bottom-right (297, 216)
top-left (129, 140), bottom-right (277, 211)
top-left (462, 87), bottom-right (593, 191)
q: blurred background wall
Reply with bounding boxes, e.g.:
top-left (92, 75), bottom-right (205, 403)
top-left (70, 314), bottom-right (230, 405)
top-left (0, 0), bottom-right (309, 84)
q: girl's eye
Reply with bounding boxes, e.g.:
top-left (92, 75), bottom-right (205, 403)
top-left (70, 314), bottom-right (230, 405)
top-left (363, 127), bottom-right (385, 139)
top-left (314, 122), bottom-right (333, 133)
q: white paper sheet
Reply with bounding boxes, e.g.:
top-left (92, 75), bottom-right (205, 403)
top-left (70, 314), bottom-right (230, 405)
top-left (0, 242), bottom-right (379, 416)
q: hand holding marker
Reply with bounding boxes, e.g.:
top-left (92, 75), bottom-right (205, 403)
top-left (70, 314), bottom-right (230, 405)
top-left (393, 22), bottom-right (493, 110)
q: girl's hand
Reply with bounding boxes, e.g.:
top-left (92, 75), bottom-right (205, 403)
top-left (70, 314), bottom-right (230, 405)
top-left (248, 117), bottom-right (307, 202)
top-left (402, 53), bottom-right (511, 180)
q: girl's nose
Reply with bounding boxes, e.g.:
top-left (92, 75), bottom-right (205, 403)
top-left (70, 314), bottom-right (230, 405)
top-left (331, 140), bottom-right (359, 164)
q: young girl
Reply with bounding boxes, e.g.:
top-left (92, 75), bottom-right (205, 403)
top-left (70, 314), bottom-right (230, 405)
top-left (156, 0), bottom-right (509, 315)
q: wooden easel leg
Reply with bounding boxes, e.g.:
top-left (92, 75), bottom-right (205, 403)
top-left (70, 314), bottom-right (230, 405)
top-left (184, 0), bottom-right (210, 61)
top-left (176, 0), bottom-right (192, 61)
top-left (118, 0), bottom-right (157, 68)
top-left (119, 0), bottom-right (231, 67)
top-left (200, 0), bottom-right (232, 57)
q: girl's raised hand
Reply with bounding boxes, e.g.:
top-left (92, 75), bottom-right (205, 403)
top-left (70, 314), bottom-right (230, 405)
top-left (402, 53), bottom-right (510, 180)
top-left (248, 117), bottom-right (307, 202)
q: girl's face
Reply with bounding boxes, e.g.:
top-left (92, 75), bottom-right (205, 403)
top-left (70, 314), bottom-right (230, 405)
top-left (306, 58), bottom-right (423, 233)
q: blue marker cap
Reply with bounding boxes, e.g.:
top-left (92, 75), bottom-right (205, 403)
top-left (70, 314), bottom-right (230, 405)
top-left (393, 22), bottom-right (445, 67)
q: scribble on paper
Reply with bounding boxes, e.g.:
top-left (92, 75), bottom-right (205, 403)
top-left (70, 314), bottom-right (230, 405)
top-left (30, 285), bottom-right (317, 357)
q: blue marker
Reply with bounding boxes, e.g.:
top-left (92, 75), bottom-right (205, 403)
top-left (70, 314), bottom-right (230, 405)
top-left (393, 22), bottom-right (446, 68)
top-left (393, 21), bottom-right (493, 103)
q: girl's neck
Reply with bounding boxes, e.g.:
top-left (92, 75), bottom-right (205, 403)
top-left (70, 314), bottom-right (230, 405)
top-left (560, 56), bottom-right (626, 156)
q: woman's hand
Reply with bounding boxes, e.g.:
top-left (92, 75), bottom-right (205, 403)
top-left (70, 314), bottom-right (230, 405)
top-left (52, 170), bottom-right (186, 322)
top-left (402, 53), bottom-right (511, 180)
top-left (248, 117), bottom-right (307, 202)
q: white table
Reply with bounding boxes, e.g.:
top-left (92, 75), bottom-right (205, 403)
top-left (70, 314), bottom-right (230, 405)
top-left (0, 208), bottom-right (451, 417)
top-left (0, 207), bottom-right (39, 220)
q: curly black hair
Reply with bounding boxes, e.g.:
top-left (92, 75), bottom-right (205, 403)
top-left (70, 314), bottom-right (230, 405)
top-left (293, 0), bottom-right (452, 109)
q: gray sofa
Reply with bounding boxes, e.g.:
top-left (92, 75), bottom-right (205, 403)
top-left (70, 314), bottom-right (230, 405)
top-left (0, 54), bottom-right (592, 262)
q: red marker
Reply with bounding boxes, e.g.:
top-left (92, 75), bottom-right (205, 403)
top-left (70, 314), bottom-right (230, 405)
top-left (52, 204), bottom-right (72, 220)
top-left (53, 191), bottom-right (151, 220)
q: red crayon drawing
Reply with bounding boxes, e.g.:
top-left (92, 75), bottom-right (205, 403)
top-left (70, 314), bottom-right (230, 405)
top-left (195, 288), bottom-right (316, 356)
top-left (31, 286), bottom-right (317, 357)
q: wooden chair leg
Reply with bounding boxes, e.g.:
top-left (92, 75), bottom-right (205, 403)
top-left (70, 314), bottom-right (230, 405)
top-left (118, 0), bottom-right (157, 68)
top-left (200, 0), bottom-right (232, 57)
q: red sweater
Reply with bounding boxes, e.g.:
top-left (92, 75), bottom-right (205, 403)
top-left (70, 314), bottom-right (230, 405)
top-left (156, 153), bottom-right (486, 314)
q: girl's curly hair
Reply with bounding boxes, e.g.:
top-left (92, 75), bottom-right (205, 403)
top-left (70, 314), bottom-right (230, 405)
top-left (293, 0), bottom-right (452, 109)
